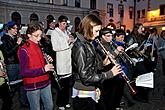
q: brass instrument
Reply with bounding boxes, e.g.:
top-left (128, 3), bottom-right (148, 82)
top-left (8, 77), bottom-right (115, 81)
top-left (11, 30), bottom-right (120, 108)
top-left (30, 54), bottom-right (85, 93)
top-left (111, 41), bottom-right (137, 66)
top-left (95, 39), bottom-right (137, 95)
top-left (135, 40), bottom-right (149, 59)
top-left (133, 50), bottom-right (148, 59)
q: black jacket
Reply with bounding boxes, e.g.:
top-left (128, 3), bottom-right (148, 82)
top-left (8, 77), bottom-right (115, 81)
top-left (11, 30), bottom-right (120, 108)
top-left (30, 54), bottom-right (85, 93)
top-left (1, 34), bottom-right (19, 64)
top-left (72, 33), bottom-right (113, 91)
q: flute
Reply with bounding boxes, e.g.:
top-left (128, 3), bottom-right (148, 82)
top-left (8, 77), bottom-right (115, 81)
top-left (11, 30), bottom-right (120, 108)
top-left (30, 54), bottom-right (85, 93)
top-left (95, 39), bottom-right (136, 95)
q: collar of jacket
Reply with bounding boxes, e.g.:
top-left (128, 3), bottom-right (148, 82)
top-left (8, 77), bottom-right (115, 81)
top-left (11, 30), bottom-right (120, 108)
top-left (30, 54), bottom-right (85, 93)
top-left (76, 32), bottom-right (93, 43)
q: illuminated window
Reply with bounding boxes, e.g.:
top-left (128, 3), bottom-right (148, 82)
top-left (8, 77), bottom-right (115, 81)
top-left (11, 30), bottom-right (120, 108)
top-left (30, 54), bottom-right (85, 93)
top-left (162, 27), bottom-right (165, 30)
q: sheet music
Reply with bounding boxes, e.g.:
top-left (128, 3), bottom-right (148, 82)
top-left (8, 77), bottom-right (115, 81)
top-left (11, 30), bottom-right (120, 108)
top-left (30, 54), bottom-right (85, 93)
top-left (135, 72), bottom-right (154, 88)
top-left (19, 26), bottom-right (28, 35)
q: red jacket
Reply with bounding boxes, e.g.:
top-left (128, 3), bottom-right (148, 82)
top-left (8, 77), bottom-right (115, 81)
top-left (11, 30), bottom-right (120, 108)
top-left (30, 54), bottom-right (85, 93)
top-left (18, 40), bottom-right (50, 91)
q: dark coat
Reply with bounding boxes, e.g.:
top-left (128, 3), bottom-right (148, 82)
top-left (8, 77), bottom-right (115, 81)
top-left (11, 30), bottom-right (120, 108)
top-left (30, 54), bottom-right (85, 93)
top-left (1, 34), bottom-right (19, 64)
top-left (71, 33), bottom-right (113, 91)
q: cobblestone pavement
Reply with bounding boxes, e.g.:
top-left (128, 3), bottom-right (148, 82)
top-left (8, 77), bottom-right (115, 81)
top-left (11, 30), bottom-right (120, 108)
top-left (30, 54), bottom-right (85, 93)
top-left (125, 56), bottom-right (165, 110)
top-left (0, 56), bottom-right (165, 110)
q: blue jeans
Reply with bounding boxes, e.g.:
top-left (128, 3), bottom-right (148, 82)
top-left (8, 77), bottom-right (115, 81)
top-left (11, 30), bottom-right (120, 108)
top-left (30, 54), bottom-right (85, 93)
top-left (6, 64), bottom-right (22, 81)
top-left (6, 64), bottom-right (27, 105)
top-left (27, 84), bottom-right (53, 110)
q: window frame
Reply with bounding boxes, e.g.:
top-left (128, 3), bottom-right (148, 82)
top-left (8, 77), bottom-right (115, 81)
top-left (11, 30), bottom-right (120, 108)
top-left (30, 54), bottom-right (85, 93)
top-left (107, 3), bottom-right (113, 17)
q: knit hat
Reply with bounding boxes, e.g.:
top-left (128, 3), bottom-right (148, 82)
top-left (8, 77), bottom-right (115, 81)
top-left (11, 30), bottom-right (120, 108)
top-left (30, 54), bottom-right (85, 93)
top-left (6, 21), bottom-right (16, 30)
top-left (6, 21), bottom-right (15, 28)
top-left (100, 27), bottom-right (113, 36)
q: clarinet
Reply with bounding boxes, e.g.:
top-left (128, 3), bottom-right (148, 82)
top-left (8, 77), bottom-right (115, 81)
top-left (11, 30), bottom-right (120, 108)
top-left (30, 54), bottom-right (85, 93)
top-left (39, 44), bottom-right (62, 90)
top-left (95, 39), bottom-right (136, 95)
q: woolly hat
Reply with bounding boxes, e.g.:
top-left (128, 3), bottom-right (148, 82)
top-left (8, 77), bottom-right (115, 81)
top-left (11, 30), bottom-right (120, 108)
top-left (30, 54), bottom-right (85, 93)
top-left (6, 21), bottom-right (16, 29)
top-left (100, 27), bottom-right (113, 36)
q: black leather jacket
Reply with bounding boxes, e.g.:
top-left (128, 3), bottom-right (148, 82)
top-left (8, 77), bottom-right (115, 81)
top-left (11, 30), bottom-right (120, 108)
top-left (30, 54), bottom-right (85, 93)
top-left (72, 33), bottom-right (113, 91)
top-left (1, 34), bottom-right (20, 64)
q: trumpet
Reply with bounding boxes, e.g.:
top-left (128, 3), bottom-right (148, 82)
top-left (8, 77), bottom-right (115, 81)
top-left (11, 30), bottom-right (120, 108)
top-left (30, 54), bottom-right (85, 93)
top-left (133, 50), bottom-right (148, 59)
top-left (95, 39), bottom-right (137, 95)
top-left (111, 41), bottom-right (137, 66)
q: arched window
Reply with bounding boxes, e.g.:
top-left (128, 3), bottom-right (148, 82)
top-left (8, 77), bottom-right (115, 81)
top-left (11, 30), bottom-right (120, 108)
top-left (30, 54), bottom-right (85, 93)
top-left (30, 13), bottom-right (39, 22)
top-left (11, 12), bottom-right (21, 27)
top-left (74, 17), bottom-right (81, 32)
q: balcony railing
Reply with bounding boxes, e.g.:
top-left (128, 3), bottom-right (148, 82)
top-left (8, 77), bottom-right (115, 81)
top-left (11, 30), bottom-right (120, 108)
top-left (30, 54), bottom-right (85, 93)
top-left (137, 15), bottom-right (165, 23)
top-left (150, 15), bottom-right (165, 21)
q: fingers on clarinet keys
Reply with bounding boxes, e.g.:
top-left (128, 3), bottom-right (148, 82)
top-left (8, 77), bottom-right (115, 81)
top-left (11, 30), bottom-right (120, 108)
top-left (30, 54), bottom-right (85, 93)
top-left (44, 64), bottom-right (54, 72)
top-left (111, 64), bottom-right (122, 76)
top-left (47, 55), bottom-right (53, 63)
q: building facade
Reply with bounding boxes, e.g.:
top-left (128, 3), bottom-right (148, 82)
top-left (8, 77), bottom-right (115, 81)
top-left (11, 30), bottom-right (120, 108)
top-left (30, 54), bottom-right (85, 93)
top-left (136, 0), bottom-right (165, 33)
top-left (99, 0), bottom-right (165, 32)
top-left (98, 0), bottom-right (134, 30)
top-left (0, 0), bottom-right (165, 32)
top-left (0, 0), bottom-right (95, 32)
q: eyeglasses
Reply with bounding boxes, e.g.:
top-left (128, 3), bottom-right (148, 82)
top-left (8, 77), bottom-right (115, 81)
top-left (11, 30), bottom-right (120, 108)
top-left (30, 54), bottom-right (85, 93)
top-left (32, 34), bottom-right (41, 38)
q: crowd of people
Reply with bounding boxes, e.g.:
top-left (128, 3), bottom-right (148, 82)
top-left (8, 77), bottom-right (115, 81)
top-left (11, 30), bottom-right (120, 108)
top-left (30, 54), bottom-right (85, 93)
top-left (0, 13), bottom-right (165, 110)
